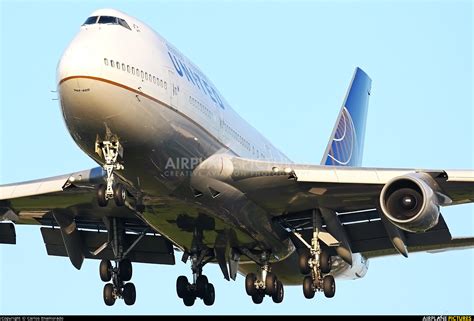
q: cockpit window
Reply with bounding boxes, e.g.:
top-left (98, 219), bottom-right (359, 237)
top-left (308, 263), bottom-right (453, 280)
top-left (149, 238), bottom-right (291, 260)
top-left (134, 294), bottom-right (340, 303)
top-left (118, 18), bottom-right (131, 30)
top-left (98, 16), bottom-right (117, 24)
top-left (83, 16), bottom-right (98, 25)
top-left (83, 15), bottom-right (132, 30)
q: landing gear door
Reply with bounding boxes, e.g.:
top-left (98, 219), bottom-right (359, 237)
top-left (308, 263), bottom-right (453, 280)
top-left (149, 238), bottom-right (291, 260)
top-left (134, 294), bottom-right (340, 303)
top-left (168, 70), bottom-right (179, 109)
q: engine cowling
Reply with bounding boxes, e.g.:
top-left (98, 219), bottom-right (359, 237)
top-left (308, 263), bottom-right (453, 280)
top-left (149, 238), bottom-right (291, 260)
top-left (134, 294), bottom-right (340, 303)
top-left (379, 173), bottom-right (442, 233)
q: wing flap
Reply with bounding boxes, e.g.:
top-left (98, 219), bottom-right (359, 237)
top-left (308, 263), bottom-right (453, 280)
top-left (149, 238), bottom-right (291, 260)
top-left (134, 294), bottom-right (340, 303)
top-left (0, 223), bottom-right (16, 244)
top-left (41, 227), bottom-right (175, 265)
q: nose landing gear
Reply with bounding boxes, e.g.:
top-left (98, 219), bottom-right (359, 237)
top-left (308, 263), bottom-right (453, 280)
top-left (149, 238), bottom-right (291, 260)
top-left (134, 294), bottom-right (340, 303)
top-left (95, 140), bottom-right (126, 207)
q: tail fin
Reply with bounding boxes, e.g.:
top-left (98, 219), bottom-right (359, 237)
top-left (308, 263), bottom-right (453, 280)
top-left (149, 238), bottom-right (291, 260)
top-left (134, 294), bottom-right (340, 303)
top-left (321, 67), bottom-right (372, 167)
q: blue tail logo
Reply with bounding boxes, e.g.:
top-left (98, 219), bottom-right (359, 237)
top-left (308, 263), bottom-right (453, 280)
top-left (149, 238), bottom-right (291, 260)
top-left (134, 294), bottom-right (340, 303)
top-left (322, 67), bottom-right (372, 167)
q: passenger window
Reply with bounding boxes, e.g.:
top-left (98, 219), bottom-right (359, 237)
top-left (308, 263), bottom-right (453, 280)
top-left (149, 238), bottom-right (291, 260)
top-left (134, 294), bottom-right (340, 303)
top-left (104, 58), bottom-right (109, 66)
top-left (132, 67), bottom-right (135, 75)
top-left (111, 60), bottom-right (115, 68)
top-left (127, 65), bottom-right (130, 73)
top-left (164, 81), bottom-right (167, 89)
top-left (116, 61), bottom-right (120, 69)
top-left (141, 70), bottom-right (144, 79)
top-left (145, 72), bottom-right (148, 80)
top-left (136, 68), bottom-right (140, 77)
top-left (160, 80), bottom-right (164, 87)
top-left (121, 63), bottom-right (125, 71)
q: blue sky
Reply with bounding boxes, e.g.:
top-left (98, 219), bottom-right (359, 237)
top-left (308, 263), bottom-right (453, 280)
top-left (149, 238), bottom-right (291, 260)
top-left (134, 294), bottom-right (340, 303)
top-left (0, 0), bottom-right (473, 315)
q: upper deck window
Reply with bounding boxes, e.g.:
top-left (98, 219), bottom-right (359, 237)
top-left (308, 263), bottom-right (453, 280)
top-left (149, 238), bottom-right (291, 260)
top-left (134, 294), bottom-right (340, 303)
top-left (83, 16), bottom-right (98, 25)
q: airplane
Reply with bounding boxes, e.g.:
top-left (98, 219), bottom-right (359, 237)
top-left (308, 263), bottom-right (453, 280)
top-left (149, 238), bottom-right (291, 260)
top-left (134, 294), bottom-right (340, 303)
top-left (0, 8), bottom-right (473, 308)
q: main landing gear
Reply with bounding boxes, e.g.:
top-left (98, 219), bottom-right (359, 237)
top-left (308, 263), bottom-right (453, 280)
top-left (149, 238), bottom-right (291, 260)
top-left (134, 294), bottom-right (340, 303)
top-left (96, 140), bottom-right (126, 207)
top-left (99, 218), bottom-right (137, 306)
top-left (176, 226), bottom-right (216, 306)
top-left (100, 258), bottom-right (136, 306)
top-left (244, 252), bottom-right (284, 304)
top-left (297, 211), bottom-right (336, 299)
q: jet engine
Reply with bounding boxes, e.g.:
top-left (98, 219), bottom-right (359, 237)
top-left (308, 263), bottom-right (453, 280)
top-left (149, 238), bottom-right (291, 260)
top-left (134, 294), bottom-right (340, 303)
top-left (379, 173), bottom-right (446, 233)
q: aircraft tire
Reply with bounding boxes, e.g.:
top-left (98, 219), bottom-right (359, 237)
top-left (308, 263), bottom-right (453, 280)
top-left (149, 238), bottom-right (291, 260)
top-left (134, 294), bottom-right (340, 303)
top-left (303, 276), bottom-right (315, 299)
top-left (99, 259), bottom-right (112, 282)
top-left (97, 184), bottom-right (108, 207)
top-left (103, 283), bottom-right (115, 306)
top-left (123, 282), bottom-right (136, 305)
top-left (323, 275), bottom-right (335, 298)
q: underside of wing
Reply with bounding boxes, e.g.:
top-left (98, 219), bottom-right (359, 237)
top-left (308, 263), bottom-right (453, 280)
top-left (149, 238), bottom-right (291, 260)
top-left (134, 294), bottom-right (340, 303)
top-left (0, 168), bottom-right (176, 269)
top-left (192, 154), bottom-right (474, 259)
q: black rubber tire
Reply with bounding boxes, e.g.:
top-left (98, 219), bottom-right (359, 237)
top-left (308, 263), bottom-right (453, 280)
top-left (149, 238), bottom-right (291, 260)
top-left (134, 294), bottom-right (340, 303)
top-left (203, 283), bottom-right (215, 306)
top-left (245, 273), bottom-right (257, 296)
top-left (272, 280), bottom-right (284, 304)
top-left (299, 250), bottom-right (311, 275)
top-left (99, 259), bottom-right (112, 282)
top-left (196, 275), bottom-right (209, 297)
top-left (97, 184), bottom-right (108, 207)
top-left (320, 251), bottom-right (332, 274)
top-left (303, 276), bottom-right (315, 299)
top-left (119, 259), bottom-right (132, 281)
top-left (176, 275), bottom-right (189, 299)
top-left (123, 282), bottom-right (136, 306)
top-left (183, 293), bottom-right (196, 307)
top-left (265, 272), bottom-right (277, 296)
top-left (114, 183), bottom-right (126, 207)
top-left (251, 291), bottom-right (264, 304)
top-left (103, 283), bottom-right (115, 306)
top-left (323, 275), bottom-right (336, 298)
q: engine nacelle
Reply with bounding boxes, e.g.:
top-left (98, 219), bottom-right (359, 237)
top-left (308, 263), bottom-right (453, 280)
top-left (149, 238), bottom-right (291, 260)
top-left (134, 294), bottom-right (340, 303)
top-left (379, 173), bottom-right (443, 233)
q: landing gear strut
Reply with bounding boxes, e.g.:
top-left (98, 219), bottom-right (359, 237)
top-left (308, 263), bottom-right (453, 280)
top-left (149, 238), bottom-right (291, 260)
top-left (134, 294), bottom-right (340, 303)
top-left (176, 225), bottom-right (216, 306)
top-left (244, 252), bottom-right (284, 304)
top-left (298, 210), bottom-right (336, 299)
top-left (98, 217), bottom-right (138, 306)
top-left (96, 140), bottom-right (126, 207)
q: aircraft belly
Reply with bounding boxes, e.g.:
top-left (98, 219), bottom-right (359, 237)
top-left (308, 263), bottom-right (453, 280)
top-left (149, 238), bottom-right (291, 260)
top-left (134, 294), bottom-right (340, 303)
top-left (59, 76), bottom-right (296, 264)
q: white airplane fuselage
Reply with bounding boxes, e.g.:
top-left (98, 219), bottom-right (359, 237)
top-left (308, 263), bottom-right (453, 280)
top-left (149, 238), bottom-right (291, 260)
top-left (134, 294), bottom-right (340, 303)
top-left (57, 8), bottom-right (368, 283)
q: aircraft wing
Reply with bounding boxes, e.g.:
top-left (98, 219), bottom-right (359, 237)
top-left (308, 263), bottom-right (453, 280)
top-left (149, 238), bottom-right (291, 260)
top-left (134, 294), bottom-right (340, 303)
top-left (0, 167), bottom-right (175, 269)
top-left (193, 154), bottom-right (474, 213)
top-left (0, 168), bottom-right (105, 221)
top-left (192, 154), bottom-right (474, 256)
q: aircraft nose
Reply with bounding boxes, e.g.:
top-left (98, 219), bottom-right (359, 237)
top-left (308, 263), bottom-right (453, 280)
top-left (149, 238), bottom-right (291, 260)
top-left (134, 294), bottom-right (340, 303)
top-left (57, 32), bottom-right (102, 83)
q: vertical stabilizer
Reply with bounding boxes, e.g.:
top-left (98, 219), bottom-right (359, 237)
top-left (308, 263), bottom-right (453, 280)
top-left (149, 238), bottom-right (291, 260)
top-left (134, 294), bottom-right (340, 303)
top-left (321, 67), bottom-right (372, 167)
